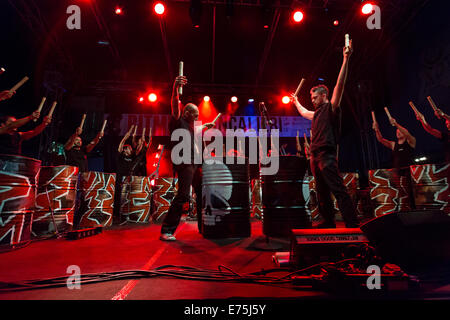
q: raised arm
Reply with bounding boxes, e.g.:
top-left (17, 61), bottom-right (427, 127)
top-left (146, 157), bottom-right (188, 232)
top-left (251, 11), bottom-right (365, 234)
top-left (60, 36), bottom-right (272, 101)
top-left (372, 122), bottom-right (395, 150)
top-left (20, 116), bottom-right (51, 141)
top-left (434, 108), bottom-right (450, 122)
top-left (390, 118), bottom-right (416, 148)
top-left (331, 40), bottom-right (353, 111)
top-left (0, 111), bottom-right (39, 135)
top-left (118, 125), bottom-right (133, 153)
top-left (0, 90), bottom-right (15, 102)
top-left (291, 94), bottom-right (314, 120)
top-left (85, 130), bottom-right (104, 153)
top-left (171, 76), bottom-right (187, 120)
top-left (65, 127), bottom-right (82, 150)
top-left (415, 112), bottom-right (442, 139)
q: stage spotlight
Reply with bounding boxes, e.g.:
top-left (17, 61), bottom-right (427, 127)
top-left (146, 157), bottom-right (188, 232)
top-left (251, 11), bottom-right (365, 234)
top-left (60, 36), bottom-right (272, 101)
top-left (203, 96), bottom-right (210, 102)
top-left (115, 7), bottom-right (123, 15)
top-left (148, 93), bottom-right (157, 102)
top-left (361, 3), bottom-right (374, 15)
top-left (282, 96), bottom-right (290, 104)
top-left (293, 11), bottom-right (304, 23)
top-left (154, 2), bottom-right (165, 15)
top-left (138, 96), bottom-right (144, 103)
top-left (248, 98), bottom-right (254, 103)
top-left (231, 96), bottom-right (238, 103)
top-left (333, 20), bottom-right (339, 26)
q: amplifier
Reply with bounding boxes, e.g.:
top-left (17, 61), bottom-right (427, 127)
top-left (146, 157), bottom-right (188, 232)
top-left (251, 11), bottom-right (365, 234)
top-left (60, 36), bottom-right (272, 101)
top-left (290, 228), bottom-right (369, 267)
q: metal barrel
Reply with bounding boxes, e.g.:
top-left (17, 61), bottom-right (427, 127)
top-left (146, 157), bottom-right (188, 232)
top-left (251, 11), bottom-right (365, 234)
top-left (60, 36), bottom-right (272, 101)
top-left (74, 171), bottom-right (116, 229)
top-left (0, 154), bottom-right (41, 247)
top-left (33, 165), bottom-right (79, 236)
top-left (201, 158), bottom-right (251, 238)
top-left (120, 175), bottom-right (153, 223)
top-left (410, 163), bottom-right (450, 213)
top-left (261, 156), bottom-right (311, 237)
top-left (151, 177), bottom-right (177, 223)
top-left (369, 168), bottom-right (412, 216)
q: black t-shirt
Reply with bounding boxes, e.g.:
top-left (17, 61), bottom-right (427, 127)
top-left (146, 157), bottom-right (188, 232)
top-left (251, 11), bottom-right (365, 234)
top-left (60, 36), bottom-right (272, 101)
top-left (392, 141), bottom-right (414, 168)
top-left (310, 102), bottom-right (341, 155)
top-left (66, 147), bottom-right (88, 172)
top-left (441, 130), bottom-right (450, 162)
top-left (117, 152), bottom-right (137, 176)
top-left (0, 132), bottom-right (22, 155)
top-left (169, 116), bottom-right (197, 164)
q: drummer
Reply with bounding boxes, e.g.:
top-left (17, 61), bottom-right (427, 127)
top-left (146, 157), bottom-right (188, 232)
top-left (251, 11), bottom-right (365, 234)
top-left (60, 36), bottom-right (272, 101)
top-left (64, 125), bottom-right (103, 172)
top-left (0, 111), bottom-right (51, 155)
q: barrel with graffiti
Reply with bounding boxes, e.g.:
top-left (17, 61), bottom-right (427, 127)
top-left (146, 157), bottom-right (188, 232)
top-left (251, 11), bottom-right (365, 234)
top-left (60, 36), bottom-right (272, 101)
top-left (120, 175), bottom-right (153, 223)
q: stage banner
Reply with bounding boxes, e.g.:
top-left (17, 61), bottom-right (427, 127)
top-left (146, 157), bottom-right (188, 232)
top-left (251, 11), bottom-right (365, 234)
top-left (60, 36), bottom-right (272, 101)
top-left (112, 114), bottom-right (312, 137)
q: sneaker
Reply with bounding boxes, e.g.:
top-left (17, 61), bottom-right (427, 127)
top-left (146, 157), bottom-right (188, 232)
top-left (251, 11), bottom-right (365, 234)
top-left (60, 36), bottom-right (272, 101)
top-left (314, 221), bottom-right (336, 229)
top-left (159, 233), bottom-right (176, 241)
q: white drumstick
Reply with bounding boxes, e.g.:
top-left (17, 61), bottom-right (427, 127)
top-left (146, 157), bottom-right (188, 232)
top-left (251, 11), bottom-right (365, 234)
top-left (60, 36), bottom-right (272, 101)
top-left (80, 114), bottom-right (86, 129)
top-left (34, 97), bottom-right (47, 122)
top-left (178, 61), bottom-right (183, 95)
top-left (371, 111), bottom-right (377, 123)
top-left (212, 113), bottom-right (222, 124)
top-left (101, 119), bottom-right (107, 133)
top-left (10, 76), bottom-right (29, 92)
top-left (345, 34), bottom-right (350, 48)
top-left (48, 101), bottom-right (57, 118)
top-left (294, 78), bottom-right (305, 97)
top-left (408, 101), bottom-right (419, 114)
top-left (142, 127), bottom-right (146, 137)
top-left (426, 96), bottom-right (438, 112)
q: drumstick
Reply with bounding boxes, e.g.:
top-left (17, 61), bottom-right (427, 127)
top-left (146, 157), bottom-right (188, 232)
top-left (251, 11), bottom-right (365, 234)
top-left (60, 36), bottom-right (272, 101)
top-left (309, 129), bottom-right (312, 139)
top-left (212, 113), bottom-right (222, 124)
top-left (426, 96), bottom-right (438, 112)
top-left (408, 101), bottom-right (419, 115)
top-left (345, 34), bottom-right (350, 48)
top-left (33, 97), bottom-right (47, 122)
top-left (294, 78), bottom-right (305, 97)
top-left (101, 119), bottom-right (107, 133)
top-left (371, 111), bottom-right (377, 123)
top-left (0, 68), bottom-right (5, 75)
top-left (133, 124), bottom-right (138, 136)
top-left (178, 61), bottom-right (183, 95)
top-left (48, 101), bottom-right (57, 118)
top-left (80, 114), bottom-right (86, 129)
top-left (10, 76), bottom-right (29, 92)
top-left (142, 127), bottom-right (146, 137)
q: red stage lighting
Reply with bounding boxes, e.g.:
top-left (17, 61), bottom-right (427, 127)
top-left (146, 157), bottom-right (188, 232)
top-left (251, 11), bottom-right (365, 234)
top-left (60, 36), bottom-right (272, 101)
top-left (282, 96), bottom-right (290, 104)
top-left (263, 24), bottom-right (269, 29)
top-left (203, 96), bottom-right (210, 102)
top-left (231, 96), bottom-right (238, 103)
top-left (154, 2), bottom-right (165, 15)
top-left (293, 11), bottom-right (304, 23)
top-left (361, 3), bottom-right (374, 15)
top-left (333, 20), bottom-right (339, 26)
top-left (148, 93), bottom-right (157, 102)
top-left (115, 7), bottom-right (123, 15)
top-left (138, 96), bottom-right (144, 103)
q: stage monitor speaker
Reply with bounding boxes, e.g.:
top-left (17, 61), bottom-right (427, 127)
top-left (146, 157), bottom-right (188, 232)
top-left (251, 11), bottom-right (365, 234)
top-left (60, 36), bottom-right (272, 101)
top-left (360, 210), bottom-right (450, 275)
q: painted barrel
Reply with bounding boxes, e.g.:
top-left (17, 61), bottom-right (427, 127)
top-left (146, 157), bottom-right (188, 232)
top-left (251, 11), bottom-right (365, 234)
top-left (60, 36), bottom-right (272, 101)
top-left (74, 171), bottom-right (116, 229)
top-left (201, 158), bottom-right (251, 238)
top-left (120, 175), bottom-right (153, 223)
top-left (151, 177), bottom-right (177, 223)
top-left (33, 165), bottom-right (79, 236)
top-left (410, 163), bottom-right (450, 213)
top-left (0, 154), bottom-right (41, 247)
top-left (261, 156), bottom-right (311, 237)
top-left (368, 168), bottom-right (412, 217)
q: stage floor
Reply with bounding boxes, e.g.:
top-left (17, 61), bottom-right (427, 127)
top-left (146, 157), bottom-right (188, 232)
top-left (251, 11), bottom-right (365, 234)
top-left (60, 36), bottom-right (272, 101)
top-left (0, 218), bottom-right (449, 301)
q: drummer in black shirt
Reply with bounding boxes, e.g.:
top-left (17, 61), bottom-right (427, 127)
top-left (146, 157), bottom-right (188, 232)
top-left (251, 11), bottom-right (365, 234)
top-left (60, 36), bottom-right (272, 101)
top-left (372, 117), bottom-right (416, 169)
top-left (291, 39), bottom-right (359, 228)
top-left (160, 75), bottom-right (215, 241)
top-left (64, 126), bottom-right (104, 172)
top-left (0, 111), bottom-right (51, 155)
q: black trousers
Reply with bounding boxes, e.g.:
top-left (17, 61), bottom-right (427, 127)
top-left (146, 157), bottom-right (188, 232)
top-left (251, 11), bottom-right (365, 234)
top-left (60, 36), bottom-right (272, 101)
top-left (161, 164), bottom-right (202, 235)
top-left (310, 150), bottom-right (359, 227)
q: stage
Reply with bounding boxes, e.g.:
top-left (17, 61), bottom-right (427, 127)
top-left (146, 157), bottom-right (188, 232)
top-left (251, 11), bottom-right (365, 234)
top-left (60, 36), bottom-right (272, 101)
top-left (1, 219), bottom-right (449, 301)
